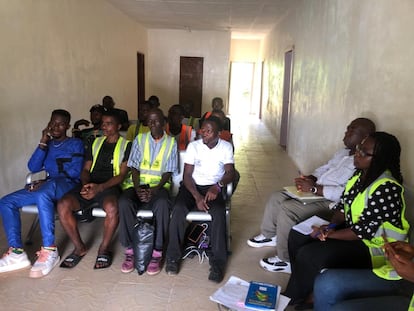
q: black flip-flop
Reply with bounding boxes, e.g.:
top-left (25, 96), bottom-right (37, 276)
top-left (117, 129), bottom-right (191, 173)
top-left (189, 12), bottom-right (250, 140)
top-left (94, 252), bottom-right (113, 270)
top-left (60, 253), bottom-right (85, 268)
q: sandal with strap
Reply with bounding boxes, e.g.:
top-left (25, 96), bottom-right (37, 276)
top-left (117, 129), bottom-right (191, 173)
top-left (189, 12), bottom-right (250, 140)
top-left (94, 252), bottom-right (113, 270)
top-left (60, 253), bottom-right (85, 269)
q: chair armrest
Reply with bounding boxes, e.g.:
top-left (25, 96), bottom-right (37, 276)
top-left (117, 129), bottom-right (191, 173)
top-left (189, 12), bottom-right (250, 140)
top-left (26, 170), bottom-right (48, 185)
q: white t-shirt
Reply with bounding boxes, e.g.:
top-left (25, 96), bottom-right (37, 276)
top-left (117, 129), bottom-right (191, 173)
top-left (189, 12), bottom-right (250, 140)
top-left (184, 138), bottom-right (234, 186)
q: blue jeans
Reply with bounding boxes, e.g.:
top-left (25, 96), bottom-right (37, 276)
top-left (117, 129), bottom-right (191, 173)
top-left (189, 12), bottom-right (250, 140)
top-left (0, 178), bottom-right (77, 248)
top-left (313, 269), bottom-right (413, 311)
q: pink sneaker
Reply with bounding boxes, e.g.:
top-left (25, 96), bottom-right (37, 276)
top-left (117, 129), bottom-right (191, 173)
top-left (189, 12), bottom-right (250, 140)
top-left (121, 248), bottom-right (134, 273)
top-left (147, 250), bottom-right (162, 276)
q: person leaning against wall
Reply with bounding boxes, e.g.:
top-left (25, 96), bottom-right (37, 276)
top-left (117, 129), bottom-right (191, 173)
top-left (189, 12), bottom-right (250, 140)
top-left (247, 118), bottom-right (376, 274)
top-left (0, 109), bottom-right (84, 278)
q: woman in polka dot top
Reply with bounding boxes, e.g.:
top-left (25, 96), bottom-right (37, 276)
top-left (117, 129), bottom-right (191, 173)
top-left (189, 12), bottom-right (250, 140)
top-left (283, 132), bottom-right (410, 308)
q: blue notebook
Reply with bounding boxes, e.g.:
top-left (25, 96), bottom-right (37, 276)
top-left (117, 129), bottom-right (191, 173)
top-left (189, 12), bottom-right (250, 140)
top-left (244, 281), bottom-right (279, 310)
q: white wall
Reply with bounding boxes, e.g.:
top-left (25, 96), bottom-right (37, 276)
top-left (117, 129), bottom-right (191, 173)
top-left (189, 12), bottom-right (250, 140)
top-left (147, 29), bottom-right (231, 115)
top-left (262, 0), bottom-right (414, 189)
top-left (0, 0), bottom-right (147, 195)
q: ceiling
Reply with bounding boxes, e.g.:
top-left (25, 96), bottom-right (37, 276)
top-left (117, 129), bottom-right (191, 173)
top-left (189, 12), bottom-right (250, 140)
top-left (107, 0), bottom-right (292, 38)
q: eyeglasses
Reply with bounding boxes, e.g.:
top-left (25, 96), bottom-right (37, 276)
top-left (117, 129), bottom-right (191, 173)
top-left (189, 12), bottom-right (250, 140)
top-left (355, 144), bottom-right (374, 158)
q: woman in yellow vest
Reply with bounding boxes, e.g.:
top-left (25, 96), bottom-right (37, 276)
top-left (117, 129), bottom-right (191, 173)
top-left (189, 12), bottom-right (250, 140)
top-left (283, 132), bottom-right (409, 309)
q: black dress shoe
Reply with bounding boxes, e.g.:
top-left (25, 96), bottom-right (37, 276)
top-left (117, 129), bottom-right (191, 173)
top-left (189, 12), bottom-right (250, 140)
top-left (208, 263), bottom-right (224, 283)
top-left (165, 259), bottom-right (179, 275)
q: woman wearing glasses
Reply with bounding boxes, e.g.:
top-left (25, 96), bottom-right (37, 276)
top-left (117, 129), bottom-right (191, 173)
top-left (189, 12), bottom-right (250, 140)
top-left (283, 132), bottom-right (410, 310)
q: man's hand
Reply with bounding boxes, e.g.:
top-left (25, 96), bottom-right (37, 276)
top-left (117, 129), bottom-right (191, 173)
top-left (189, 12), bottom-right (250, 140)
top-left (384, 241), bottom-right (414, 282)
top-left (41, 122), bottom-right (53, 142)
top-left (80, 183), bottom-right (100, 200)
top-left (136, 186), bottom-right (152, 203)
top-left (387, 241), bottom-right (414, 260)
top-left (204, 185), bottom-right (220, 203)
top-left (294, 176), bottom-right (315, 192)
top-left (195, 195), bottom-right (210, 212)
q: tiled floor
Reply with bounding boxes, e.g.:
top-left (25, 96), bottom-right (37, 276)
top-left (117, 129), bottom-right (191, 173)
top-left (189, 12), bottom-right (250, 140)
top-left (0, 117), bottom-right (298, 310)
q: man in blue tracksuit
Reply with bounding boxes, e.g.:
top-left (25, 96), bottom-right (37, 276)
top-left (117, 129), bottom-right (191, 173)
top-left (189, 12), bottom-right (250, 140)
top-left (0, 109), bottom-right (84, 278)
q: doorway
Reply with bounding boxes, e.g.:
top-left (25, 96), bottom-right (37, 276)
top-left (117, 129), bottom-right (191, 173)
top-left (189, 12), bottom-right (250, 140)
top-left (179, 56), bottom-right (204, 117)
top-left (280, 49), bottom-right (294, 149)
top-left (228, 62), bottom-right (255, 118)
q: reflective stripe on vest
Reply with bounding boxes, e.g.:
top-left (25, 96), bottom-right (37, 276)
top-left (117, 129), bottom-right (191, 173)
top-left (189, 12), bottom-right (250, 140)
top-left (344, 171), bottom-right (409, 280)
top-left (137, 133), bottom-right (174, 189)
top-left (91, 136), bottom-right (133, 190)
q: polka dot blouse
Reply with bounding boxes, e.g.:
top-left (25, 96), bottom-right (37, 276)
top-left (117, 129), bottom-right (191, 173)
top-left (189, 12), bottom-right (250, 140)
top-left (335, 177), bottom-right (404, 240)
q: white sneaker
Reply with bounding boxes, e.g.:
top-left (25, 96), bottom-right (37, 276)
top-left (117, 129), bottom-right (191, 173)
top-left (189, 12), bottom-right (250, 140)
top-left (29, 247), bottom-right (60, 278)
top-left (247, 234), bottom-right (277, 248)
top-left (0, 248), bottom-right (31, 273)
top-left (260, 256), bottom-right (291, 274)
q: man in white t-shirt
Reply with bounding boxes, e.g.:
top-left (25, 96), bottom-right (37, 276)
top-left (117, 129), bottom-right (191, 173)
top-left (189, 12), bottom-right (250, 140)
top-left (165, 116), bottom-right (235, 283)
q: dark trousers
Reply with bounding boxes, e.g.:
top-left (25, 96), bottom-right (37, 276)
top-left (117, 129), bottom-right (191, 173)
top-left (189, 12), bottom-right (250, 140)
top-left (166, 184), bottom-right (227, 264)
top-left (284, 229), bottom-right (372, 302)
top-left (118, 187), bottom-right (171, 251)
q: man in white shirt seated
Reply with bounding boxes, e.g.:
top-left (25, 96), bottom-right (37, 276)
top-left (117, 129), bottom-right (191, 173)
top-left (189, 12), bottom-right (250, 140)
top-left (165, 116), bottom-right (235, 283)
top-left (247, 118), bottom-right (376, 274)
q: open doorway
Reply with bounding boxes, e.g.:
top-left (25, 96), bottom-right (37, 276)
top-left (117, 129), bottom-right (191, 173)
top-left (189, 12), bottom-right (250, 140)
top-left (228, 62), bottom-right (255, 118)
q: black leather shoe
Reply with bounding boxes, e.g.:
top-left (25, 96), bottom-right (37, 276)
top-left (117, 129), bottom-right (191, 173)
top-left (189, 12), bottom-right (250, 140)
top-left (165, 259), bottom-right (179, 275)
top-left (208, 263), bottom-right (224, 283)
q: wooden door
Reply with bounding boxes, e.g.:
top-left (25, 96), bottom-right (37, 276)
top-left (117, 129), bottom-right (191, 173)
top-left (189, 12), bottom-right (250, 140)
top-left (137, 52), bottom-right (145, 120)
top-left (179, 56), bottom-right (203, 117)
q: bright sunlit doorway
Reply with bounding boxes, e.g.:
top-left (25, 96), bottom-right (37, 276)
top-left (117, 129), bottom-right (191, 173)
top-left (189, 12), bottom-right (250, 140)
top-left (228, 62), bottom-right (261, 120)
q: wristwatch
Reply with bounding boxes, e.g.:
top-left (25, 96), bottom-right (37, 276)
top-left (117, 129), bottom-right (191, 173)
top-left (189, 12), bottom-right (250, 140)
top-left (310, 186), bottom-right (318, 194)
top-left (218, 181), bottom-right (225, 188)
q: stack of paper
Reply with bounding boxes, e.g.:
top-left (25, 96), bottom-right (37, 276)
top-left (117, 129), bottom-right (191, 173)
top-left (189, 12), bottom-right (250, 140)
top-left (292, 215), bottom-right (329, 235)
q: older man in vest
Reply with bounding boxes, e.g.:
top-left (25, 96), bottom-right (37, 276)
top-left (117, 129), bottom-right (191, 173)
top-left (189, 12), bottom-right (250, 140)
top-left (118, 108), bottom-right (178, 276)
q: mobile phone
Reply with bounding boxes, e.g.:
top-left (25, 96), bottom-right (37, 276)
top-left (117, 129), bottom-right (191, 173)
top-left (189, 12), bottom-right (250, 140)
top-left (188, 224), bottom-right (207, 243)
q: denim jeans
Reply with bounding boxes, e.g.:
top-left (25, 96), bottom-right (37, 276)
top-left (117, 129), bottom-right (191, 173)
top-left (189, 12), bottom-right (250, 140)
top-left (313, 269), bottom-right (413, 311)
top-left (0, 178), bottom-right (76, 248)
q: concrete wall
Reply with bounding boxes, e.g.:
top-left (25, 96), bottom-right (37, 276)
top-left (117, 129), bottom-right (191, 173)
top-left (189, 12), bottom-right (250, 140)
top-left (147, 29), bottom-right (231, 115)
top-left (262, 0), bottom-right (414, 189)
top-left (0, 0), bottom-right (147, 195)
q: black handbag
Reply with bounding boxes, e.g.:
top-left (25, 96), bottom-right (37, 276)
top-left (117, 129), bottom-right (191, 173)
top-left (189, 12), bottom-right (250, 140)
top-left (132, 217), bottom-right (154, 275)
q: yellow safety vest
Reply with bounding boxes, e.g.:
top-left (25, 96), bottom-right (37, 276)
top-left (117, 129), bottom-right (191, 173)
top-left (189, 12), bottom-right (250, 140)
top-left (344, 171), bottom-right (409, 280)
top-left (91, 136), bottom-right (133, 190)
top-left (409, 295), bottom-right (414, 311)
top-left (137, 132), bottom-right (175, 189)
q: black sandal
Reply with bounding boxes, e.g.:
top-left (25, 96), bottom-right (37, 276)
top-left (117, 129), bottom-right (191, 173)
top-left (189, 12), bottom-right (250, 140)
top-left (94, 252), bottom-right (113, 269)
top-left (60, 253), bottom-right (85, 269)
